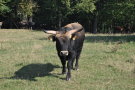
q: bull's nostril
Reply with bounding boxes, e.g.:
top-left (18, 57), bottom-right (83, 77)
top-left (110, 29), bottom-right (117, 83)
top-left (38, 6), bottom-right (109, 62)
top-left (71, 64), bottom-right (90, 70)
top-left (64, 52), bottom-right (68, 55)
top-left (60, 52), bottom-right (63, 56)
top-left (60, 51), bottom-right (69, 56)
top-left (66, 52), bottom-right (69, 55)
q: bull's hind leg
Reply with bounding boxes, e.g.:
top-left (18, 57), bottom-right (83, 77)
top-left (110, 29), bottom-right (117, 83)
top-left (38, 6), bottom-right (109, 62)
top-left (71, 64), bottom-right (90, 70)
top-left (74, 51), bottom-right (81, 70)
top-left (71, 58), bottom-right (75, 69)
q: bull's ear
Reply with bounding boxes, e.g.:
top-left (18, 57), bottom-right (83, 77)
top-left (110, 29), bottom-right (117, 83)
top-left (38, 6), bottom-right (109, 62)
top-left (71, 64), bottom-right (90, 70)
top-left (48, 35), bottom-right (56, 42)
top-left (71, 34), bottom-right (78, 40)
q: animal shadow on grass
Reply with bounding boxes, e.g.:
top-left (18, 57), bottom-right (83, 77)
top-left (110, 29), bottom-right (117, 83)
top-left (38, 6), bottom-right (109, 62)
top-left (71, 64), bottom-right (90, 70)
top-left (11, 63), bottom-right (60, 81)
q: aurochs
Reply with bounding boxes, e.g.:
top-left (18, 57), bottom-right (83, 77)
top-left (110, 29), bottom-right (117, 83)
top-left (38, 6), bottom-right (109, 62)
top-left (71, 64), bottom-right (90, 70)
top-left (44, 23), bottom-right (85, 81)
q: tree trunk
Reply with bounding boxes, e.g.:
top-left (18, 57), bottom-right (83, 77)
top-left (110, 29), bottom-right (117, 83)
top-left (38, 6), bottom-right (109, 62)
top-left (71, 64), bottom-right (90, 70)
top-left (58, 13), bottom-right (62, 29)
top-left (88, 19), bottom-right (93, 33)
top-left (93, 15), bottom-right (98, 34)
top-left (28, 16), bottom-right (33, 30)
top-left (0, 22), bottom-right (2, 29)
top-left (58, 17), bottom-right (62, 29)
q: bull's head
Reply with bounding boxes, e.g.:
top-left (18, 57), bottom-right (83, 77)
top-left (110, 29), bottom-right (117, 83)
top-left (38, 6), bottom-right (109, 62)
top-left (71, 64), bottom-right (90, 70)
top-left (44, 28), bottom-right (82, 56)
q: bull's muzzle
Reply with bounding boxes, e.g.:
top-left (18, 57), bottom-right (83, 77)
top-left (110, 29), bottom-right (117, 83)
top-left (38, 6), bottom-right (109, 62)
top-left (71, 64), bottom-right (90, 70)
top-left (60, 51), bottom-right (69, 56)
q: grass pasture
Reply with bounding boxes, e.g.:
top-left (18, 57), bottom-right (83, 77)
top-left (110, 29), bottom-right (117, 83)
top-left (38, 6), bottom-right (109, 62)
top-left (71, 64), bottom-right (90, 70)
top-left (0, 29), bottom-right (135, 90)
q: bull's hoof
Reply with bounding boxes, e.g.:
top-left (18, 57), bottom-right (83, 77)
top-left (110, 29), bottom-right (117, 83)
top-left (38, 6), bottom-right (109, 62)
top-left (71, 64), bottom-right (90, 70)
top-left (66, 73), bottom-right (71, 81)
top-left (66, 76), bottom-right (71, 81)
top-left (66, 77), bottom-right (71, 81)
top-left (74, 68), bottom-right (79, 71)
top-left (74, 66), bottom-right (79, 71)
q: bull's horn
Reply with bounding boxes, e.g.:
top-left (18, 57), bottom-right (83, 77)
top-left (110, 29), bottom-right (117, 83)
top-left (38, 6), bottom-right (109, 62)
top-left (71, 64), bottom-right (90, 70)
top-left (66, 28), bottom-right (83, 36)
top-left (43, 30), bottom-right (57, 34)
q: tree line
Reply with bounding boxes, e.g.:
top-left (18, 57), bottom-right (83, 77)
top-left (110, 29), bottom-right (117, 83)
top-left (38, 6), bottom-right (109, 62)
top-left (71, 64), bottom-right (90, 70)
top-left (0, 0), bottom-right (135, 33)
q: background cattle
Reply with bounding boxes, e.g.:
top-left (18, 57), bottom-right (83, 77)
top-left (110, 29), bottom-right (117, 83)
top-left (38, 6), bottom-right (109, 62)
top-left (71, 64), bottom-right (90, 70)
top-left (113, 26), bottom-right (124, 33)
top-left (19, 20), bottom-right (35, 30)
top-left (113, 24), bottom-right (132, 34)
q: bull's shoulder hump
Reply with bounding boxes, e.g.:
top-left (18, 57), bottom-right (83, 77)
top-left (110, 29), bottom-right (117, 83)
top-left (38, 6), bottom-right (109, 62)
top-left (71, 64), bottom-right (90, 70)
top-left (71, 22), bottom-right (82, 26)
top-left (64, 24), bottom-right (72, 28)
top-left (70, 23), bottom-right (83, 29)
top-left (64, 22), bottom-right (82, 28)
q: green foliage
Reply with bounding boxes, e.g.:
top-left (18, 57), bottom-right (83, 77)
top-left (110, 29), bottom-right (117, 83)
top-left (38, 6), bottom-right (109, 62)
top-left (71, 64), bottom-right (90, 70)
top-left (17, 0), bottom-right (37, 18)
top-left (0, 0), bottom-right (135, 33)
top-left (75, 0), bottom-right (96, 13)
top-left (0, 0), bottom-right (11, 15)
top-left (100, 0), bottom-right (135, 22)
top-left (34, 0), bottom-right (74, 28)
top-left (94, 0), bottom-right (135, 33)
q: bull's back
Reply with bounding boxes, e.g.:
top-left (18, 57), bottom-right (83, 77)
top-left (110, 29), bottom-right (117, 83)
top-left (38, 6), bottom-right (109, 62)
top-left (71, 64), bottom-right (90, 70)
top-left (74, 29), bottom-right (85, 51)
top-left (72, 23), bottom-right (85, 47)
top-left (65, 22), bottom-right (85, 50)
top-left (64, 23), bottom-right (83, 30)
top-left (71, 23), bottom-right (83, 30)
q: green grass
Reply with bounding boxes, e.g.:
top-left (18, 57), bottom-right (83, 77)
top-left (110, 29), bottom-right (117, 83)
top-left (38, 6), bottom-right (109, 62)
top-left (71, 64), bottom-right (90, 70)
top-left (0, 29), bottom-right (135, 90)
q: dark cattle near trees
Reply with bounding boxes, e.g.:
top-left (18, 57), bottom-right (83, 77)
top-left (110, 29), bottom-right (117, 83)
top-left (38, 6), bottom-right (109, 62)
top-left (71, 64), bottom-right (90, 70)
top-left (44, 23), bottom-right (85, 81)
top-left (19, 20), bottom-right (35, 30)
top-left (113, 24), bottom-right (132, 34)
top-left (113, 26), bottom-right (124, 33)
top-left (124, 24), bottom-right (132, 33)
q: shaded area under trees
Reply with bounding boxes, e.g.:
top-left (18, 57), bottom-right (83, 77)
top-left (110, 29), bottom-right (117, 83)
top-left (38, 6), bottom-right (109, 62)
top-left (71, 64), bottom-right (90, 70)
top-left (0, 0), bottom-right (135, 33)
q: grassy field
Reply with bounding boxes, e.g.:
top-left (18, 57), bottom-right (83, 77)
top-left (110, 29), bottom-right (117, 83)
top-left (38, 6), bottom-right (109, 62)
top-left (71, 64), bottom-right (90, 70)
top-left (0, 29), bottom-right (135, 90)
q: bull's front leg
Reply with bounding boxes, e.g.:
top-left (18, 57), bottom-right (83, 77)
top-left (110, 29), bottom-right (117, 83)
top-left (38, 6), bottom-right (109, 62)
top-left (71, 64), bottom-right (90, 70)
top-left (60, 57), bottom-right (66, 74)
top-left (66, 52), bottom-right (76, 81)
top-left (61, 59), bottom-right (66, 74)
top-left (66, 60), bottom-right (72, 81)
